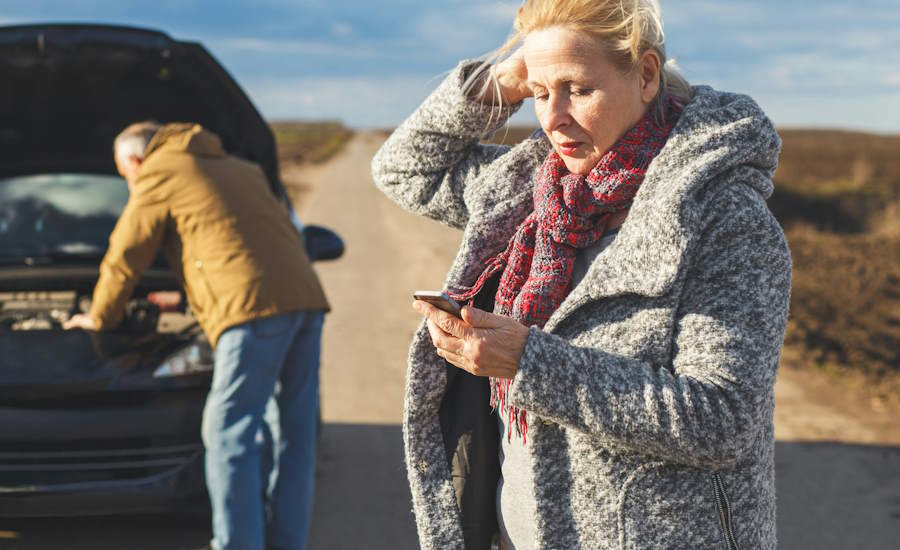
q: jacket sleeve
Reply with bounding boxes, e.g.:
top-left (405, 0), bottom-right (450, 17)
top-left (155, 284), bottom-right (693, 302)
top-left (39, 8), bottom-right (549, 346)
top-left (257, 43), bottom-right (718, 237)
top-left (507, 189), bottom-right (792, 470)
top-left (90, 182), bottom-right (170, 329)
top-left (371, 61), bottom-right (521, 230)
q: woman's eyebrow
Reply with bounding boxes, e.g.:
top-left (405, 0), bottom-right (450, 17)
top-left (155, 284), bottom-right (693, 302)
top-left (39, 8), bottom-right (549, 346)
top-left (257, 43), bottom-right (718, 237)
top-left (526, 78), bottom-right (577, 89)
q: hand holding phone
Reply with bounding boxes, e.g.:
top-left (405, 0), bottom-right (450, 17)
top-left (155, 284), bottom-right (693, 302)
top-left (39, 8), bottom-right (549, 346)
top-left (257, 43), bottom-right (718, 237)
top-left (413, 290), bottom-right (462, 318)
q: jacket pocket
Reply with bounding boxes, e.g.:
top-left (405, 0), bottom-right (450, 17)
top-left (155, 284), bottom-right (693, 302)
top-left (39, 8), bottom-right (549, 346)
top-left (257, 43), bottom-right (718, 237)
top-left (188, 257), bottom-right (218, 318)
top-left (618, 461), bottom-right (722, 550)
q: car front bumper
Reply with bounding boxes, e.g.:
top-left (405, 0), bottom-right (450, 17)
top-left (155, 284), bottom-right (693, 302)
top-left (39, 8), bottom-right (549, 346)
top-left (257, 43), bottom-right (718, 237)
top-left (0, 389), bottom-right (208, 517)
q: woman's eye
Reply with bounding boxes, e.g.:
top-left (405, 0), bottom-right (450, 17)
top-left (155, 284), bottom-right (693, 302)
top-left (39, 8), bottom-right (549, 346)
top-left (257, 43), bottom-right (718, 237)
top-left (533, 92), bottom-right (549, 101)
top-left (571, 87), bottom-right (592, 97)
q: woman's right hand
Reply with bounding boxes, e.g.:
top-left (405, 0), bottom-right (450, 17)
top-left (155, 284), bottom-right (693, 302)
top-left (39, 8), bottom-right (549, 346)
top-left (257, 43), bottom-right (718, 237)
top-left (493, 47), bottom-right (531, 104)
top-left (473, 47), bottom-right (531, 106)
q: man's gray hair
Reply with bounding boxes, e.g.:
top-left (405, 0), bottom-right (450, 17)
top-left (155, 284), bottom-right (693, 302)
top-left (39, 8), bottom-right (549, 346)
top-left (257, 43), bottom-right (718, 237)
top-left (113, 121), bottom-right (162, 161)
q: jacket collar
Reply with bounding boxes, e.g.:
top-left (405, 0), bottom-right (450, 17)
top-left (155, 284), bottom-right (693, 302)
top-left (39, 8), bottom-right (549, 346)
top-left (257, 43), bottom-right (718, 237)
top-left (144, 123), bottom-right (226, 160)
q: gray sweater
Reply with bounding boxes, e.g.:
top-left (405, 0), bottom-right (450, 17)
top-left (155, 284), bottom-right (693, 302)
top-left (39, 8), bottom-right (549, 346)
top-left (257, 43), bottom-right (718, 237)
top-left (372, 62), bottom-right (791, 550)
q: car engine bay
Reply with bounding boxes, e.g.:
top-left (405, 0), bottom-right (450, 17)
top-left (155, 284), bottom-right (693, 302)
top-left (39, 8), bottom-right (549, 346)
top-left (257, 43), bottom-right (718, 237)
top-left (0, 290), bottom-right (195, 334)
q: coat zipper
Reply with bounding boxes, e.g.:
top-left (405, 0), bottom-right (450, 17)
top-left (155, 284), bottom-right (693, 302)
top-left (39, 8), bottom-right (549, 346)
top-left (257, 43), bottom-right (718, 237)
top-left (713, 473), bottom-right (741, 550)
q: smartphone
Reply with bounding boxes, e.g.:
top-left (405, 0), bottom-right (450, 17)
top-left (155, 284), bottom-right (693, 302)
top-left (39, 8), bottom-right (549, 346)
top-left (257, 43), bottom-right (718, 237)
top-left (413, 290), bottom-right (462, 318)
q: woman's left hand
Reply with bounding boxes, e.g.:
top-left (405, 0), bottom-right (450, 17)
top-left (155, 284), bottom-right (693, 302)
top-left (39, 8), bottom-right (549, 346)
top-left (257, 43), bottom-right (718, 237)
top-left (413, 300), bottom-right (530, 379)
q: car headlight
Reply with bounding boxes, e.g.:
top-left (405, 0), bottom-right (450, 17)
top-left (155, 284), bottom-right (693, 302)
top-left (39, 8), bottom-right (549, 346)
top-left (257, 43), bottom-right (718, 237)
top-left (153, 343), bottom-right (214, 378)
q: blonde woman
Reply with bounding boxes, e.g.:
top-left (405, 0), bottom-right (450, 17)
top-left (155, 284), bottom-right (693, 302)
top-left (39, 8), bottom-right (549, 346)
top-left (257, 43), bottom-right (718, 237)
top-left (372, 1), bottom-right (789, 548)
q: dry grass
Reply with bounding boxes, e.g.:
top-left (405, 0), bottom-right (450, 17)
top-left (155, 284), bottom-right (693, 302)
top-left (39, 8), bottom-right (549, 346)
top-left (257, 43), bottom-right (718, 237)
top-left (491, 126), bottom-right (900, 394)
top-left (785, 226), bottom-right (900, 378)
top-left (775, 130), bottom-right (900, 400)
top-left (772, 130), bottom-right (900, 234)
top-left (269, 121), bottom-right (354, 209)
top-left (270, 121), bottom-right (354, 165)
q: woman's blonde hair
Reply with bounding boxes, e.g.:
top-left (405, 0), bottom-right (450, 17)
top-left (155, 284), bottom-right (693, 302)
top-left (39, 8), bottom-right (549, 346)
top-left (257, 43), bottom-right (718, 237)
top-left (470, 0), bottom-right (692, 125)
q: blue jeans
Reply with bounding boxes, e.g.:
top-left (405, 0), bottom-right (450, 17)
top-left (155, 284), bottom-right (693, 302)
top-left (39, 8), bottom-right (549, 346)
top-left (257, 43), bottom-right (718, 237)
top-left (202, 310), bottom-right (324, 550)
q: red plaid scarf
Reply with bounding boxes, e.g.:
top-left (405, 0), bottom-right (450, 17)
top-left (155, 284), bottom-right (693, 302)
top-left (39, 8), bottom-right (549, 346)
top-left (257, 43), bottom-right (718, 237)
top-left (451, 106), bottom-right (677, 443)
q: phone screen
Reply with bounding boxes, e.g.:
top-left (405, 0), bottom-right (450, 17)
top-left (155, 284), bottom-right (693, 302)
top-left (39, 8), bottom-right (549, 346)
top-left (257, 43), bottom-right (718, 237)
top-left (413, 291), bottom-right (461, 317)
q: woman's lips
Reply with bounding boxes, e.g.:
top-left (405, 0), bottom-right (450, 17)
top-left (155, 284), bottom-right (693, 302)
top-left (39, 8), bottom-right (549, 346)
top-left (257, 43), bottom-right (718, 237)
top-left (557, 141), bottom-right (582, 156)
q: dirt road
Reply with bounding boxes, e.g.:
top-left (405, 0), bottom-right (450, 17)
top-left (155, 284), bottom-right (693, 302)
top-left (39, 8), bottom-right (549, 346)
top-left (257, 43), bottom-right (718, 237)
top-left (287, 131), bottom-right (466, 549)
top-left (288, 133), bottom-right (462, 425)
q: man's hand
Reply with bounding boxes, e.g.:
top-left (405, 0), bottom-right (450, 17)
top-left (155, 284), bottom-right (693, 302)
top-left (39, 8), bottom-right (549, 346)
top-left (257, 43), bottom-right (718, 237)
top-left (63, 313), bottom-right (97, 331)
top-left (147, 291), bottom-right (182, 312)
top-left (413, 300), bottom-right (530, 379)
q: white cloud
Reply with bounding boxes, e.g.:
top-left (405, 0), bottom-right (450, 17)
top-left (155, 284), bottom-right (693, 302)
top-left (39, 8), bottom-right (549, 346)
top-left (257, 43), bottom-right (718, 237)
top-left (472, 2), bottom-right (521, 25)
top-left (212, 37), bottom-right (375, 59)
top-left (754, 91), bottom-right (900, 133)
top-left (411, 3), bottom-right (518, 57)
top-left (0, 14), bottom-right (27, 25)
top-left (733, 28), bottom-right (898, 53)
top-left (739, 49), bottom-right (898, 96)
top-left (663, 1), bottom-right (768, 26)
top-left (817, 4), bottom-right (900, 24)
top-left (246, 70), bottom-right (543, 129)
top-left (331, 22), bottom-right (354, 38)
top-left (244, 74), bottom-right (443, 128)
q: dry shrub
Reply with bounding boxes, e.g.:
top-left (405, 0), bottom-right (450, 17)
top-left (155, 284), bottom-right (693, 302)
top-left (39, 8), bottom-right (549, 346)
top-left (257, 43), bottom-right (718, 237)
top-left (785, 225), bottom-right (900, 378)
top-left (872, 199), bottom-right (900, 237)
top-left (774, 130), bottom-right (900, 384)
top-left (774, 130), bottom-right (900, 197)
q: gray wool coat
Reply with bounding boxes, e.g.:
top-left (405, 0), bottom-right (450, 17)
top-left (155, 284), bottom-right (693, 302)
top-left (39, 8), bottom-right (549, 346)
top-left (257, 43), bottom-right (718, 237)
top-left (372, 62), bottom-right (791, 550)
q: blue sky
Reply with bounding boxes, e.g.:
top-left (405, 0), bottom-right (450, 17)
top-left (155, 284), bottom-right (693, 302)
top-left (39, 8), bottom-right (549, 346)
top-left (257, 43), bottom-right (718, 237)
top-left (1, 0), bottom-right (898, 132)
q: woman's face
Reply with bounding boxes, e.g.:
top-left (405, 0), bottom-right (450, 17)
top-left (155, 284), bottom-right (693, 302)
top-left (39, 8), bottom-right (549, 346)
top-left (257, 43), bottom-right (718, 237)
top-left (523, 26), bottom-right (656, 175)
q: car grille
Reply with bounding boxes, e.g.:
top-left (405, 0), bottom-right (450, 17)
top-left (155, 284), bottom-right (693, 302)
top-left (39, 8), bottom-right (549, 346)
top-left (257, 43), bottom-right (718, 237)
top-left (0, 439), bottom-right (203, 491)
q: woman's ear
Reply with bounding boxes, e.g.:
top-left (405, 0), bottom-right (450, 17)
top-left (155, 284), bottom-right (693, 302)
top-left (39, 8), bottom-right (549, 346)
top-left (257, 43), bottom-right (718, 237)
top-left (638, 49), bottom-right (661, 104)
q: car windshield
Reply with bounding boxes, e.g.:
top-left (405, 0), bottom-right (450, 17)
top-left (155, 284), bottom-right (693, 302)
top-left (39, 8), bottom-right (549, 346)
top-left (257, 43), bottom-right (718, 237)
top-left (0, 174), bottom-right (128, 262)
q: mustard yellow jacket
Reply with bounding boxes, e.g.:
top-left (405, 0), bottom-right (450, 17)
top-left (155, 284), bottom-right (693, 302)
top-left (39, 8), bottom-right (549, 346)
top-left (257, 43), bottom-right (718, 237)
top-left (90, 123), bottom-right (329, 346)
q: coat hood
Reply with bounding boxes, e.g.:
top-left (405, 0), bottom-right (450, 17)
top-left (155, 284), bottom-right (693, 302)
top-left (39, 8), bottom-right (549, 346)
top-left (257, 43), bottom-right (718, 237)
top-left (661, 85), bottom-right (781, 200)
top-left (549, 85), bottom-right (783, 326)
top-left (447, 84), bottom-right (782, 323)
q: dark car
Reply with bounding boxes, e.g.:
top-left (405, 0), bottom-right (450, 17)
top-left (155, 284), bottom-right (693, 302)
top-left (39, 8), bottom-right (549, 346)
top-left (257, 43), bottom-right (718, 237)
top-left (0, 24), bottom-right (342, 517)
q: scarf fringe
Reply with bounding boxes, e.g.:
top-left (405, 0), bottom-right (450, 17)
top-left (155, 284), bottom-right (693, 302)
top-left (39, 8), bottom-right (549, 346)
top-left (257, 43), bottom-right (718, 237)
top-left (490, 377), bottom-right (527, 445)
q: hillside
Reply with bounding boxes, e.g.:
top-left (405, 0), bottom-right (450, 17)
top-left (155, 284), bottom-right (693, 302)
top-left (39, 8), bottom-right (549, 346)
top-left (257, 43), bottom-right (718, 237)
top-left (774, 130), bottom-right (899, 403)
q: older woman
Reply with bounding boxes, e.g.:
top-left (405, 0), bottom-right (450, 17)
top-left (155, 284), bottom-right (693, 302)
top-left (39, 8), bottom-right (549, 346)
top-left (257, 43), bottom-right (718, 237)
top-left (372, 1), bottom-right (790, 549)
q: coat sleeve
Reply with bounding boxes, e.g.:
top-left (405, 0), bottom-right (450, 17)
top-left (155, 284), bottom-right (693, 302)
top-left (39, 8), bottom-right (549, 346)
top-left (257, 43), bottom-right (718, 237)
top-left (507, 187), bottom-right (792, 470)
top-left (90, 180), bottom-right (170, 329)
top-left (371, 61), bottom-right (522, 230)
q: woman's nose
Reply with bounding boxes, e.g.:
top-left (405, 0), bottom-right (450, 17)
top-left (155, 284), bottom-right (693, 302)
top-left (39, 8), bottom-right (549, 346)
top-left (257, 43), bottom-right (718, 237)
top-left (540, 94), bottom-right (572, 133)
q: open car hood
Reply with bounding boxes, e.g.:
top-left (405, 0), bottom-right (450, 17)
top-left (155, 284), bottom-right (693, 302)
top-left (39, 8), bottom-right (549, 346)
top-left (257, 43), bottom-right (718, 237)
top-left (0, 329), bottom-right (200, 401)
top-left (0, 24), bottom-right (285, 198)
